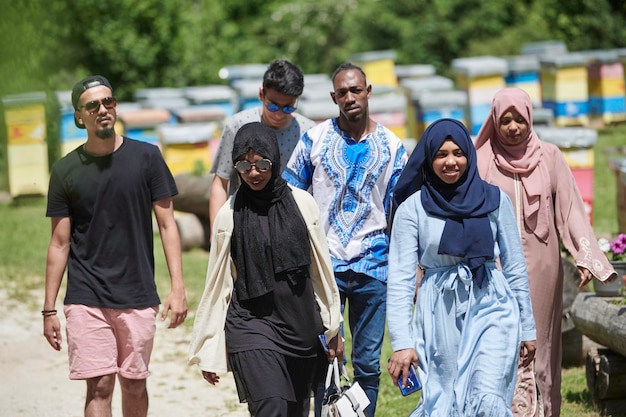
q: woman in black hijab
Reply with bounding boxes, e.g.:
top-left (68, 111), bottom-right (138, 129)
top-left (188, 122), bottom-right (342, 417)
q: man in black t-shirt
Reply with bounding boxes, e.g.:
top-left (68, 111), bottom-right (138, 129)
top-left (42, 75), bottom-right (187, 417)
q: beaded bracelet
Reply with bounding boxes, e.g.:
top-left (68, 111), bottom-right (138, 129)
top-left (41, 309), bottom-right (57, 316)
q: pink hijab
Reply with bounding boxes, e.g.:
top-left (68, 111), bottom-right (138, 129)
top-left (475, 87), bottom-right (551, 243)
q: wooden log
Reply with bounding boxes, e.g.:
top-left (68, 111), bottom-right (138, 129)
top-left (597, 399), bottom-right (626, 417)
top-left (172, 173), bottom-right (213, 250)
top-left (561, 256), bottom-right (593, 366)
top-left (172, 173), bottom-right (213, 218)
top-left (571, 293), bottom-right (626, 357)
top-left (597, 350), bottom-right (626, 400)
top-left (586, 348), bottom-right (626, 411)
top-left (175, 212), bottom-right (207, 251)
top-left (562, 328), bottom-right (605, 367)
top-left (562, 256), bottom-right (586, 334)
top-left (587, 348), bottom-right (600, 401)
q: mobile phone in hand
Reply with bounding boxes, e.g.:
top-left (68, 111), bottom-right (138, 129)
top-left (398, 364), bottom-right (421, 396)
top-left (319, 334), bottom-right (329, 353)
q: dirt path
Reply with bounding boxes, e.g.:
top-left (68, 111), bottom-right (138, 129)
top-left (0, 291), bottom-right (249, 417)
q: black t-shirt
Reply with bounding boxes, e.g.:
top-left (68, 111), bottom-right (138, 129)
top-left (46, 138), bottom-right (178, 308)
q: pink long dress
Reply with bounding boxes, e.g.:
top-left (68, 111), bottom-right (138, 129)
top-left (474, 87), bottom-right (616, 417)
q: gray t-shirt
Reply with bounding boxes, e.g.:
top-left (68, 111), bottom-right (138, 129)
top-left (210, 107), bottom-right (316, 191)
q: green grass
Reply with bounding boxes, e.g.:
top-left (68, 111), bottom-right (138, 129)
top-left (560, 366), bottom-right (600, 417)
top-left (592, 124), bottom-right (626, 235)
top-left (2, 124), bottom-right (626, 416)
top-left (0, 197), bottom-right (50, 305)
top-left (154, 245), bottom-right (209, 330)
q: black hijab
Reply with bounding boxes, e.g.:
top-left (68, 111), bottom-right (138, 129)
top-left (393, 119), bottom-right (500, 286)
top-left (231, 122), bottom-right (310, 300)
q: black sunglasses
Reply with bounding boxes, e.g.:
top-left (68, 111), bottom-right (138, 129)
top-left (234, 159), bottom-right (272, 174)
top-left (79, 96), bottom-right (117, 115)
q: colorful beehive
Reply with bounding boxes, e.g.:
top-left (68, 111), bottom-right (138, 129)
top-left (533, 107), bottom-right (555, 126)
top-left (231, 79), bottom-right (262, 111)
top-left (401, 75), bottom-right (454, 97)
top-left (505, 55), bottom-right (542, 107)
top-left (369, 90), bottom-right (408, 139)
top-left (296, 101), bottom-right (335, 124)
top-left (535, 126), bottom-right (597, 223)
top-left (521, 40), bottom-right (568, 57)
top-left (617, 49), bottom-right (626, 104)
top-left (218, 64), bottom-right (267, 83)
top-left (219, 64), bottom-right (268, 112)
top-left (55, 90), bottom-right (87, 156)
top-left (413, 90), bottom-right (468, 137)
top-left (134, 87), bottom-right (188, 110)
top-left (2, 92), bottom-right (49, 196)
top-left (584, 50), bottom-right (626, 125)
top-left (298, 75), bottom-right (334, 124)
top-left (158, 123), bottom-right (219, 176)
top-left (117, 108), bottom-right (173, 147)
top-left (539, 54), bottom-right (589, 127)
top-left (170, 105), bottom-right (226, 124)
top-left (452, 56), bottom-right (507, 134)
top-left (349, 50), bottom-right (398, 89)
top-left (302, 74), bottom-right (333, 102)
top-left (183, 85), bottom-right (239, 117)
top-left (400, 75), bottom-right (462, 138)
top-left (394, 64), bottom-right (436, 83)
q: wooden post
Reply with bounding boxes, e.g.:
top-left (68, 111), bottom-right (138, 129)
top-left (172, 173), bottom-right (213, 251)
top-left (598, 350), bottom-right (626, 400)
top-left (571, 293), bottom-right (626, 357)
top-left (175, 212), bottom-right (207, 251)
top-left (586, 348), bottom-right (626, 416)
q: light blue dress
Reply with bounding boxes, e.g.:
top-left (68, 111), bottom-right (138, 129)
top-left (387, 190), bottom-right (536, 417)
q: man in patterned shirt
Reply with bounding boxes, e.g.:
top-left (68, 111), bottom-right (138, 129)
top-left (283, 63), bottom-right (407, 416)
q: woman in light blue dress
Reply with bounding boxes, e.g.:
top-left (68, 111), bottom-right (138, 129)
top-left (386, 119), bottom-right (536, 417)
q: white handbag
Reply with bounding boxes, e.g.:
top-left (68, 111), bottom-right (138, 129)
top-left (321, 357), bottom-right (370, 417)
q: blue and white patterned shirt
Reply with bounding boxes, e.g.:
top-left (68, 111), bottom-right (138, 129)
top-left (283, 118), bottom-right (407, 282)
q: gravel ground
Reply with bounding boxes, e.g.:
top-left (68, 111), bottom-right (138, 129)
top-left (0, 291), bottom-right (249, 417)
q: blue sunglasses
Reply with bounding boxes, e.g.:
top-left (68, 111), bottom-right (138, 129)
top-left (264, 101), bottom-right (297, 114)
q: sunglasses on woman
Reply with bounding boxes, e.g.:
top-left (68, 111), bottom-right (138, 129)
top-left (79, 96), bottom-right (117, 115)
top-left (234, 159), bottom-right (273, 174)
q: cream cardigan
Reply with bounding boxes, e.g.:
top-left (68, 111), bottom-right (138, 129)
top-left (188, 186), bottom-right (342, 373)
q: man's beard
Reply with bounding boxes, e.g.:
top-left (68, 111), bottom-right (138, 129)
top-left (96, 127), bottom-right (115, 139)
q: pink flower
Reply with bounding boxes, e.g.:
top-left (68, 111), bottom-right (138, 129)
top-left (603, 233), bottom-right (626, 262)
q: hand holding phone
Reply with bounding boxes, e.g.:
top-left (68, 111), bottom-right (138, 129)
top-left (319, 334), bottom-right (329, 353)
top-left (398, 364), bottom-right (421, 396)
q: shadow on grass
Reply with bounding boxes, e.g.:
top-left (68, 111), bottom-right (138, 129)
top-left (563, 387), bottom-right (594, 408)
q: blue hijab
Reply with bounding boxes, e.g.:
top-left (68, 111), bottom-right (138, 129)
top-left (393, 119), bottom-right (500, 286)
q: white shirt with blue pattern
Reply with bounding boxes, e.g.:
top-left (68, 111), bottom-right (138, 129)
top-left (283, 118), bottom-right (407, 282)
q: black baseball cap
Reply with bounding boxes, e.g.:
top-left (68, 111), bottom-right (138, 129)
top-left (71, 75), bottom-right (113, 128)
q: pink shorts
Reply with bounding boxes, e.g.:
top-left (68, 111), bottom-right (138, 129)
top-left (64, 304), bottom-right (158, 380)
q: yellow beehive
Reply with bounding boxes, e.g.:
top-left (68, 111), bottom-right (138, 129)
top-left (2, 92), bottom-right (49, 196)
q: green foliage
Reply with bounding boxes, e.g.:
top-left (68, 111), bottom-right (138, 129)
top-left (0, 2), bottom-right (61, 96)
top-left (2, 0), bottom-right (626, 98)
top-left (61, 0), bottom-right (188, 99)
top-left (262, 0), bottom-right (360, 74)
top-left (542, 0), bottom-right (626, 51)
